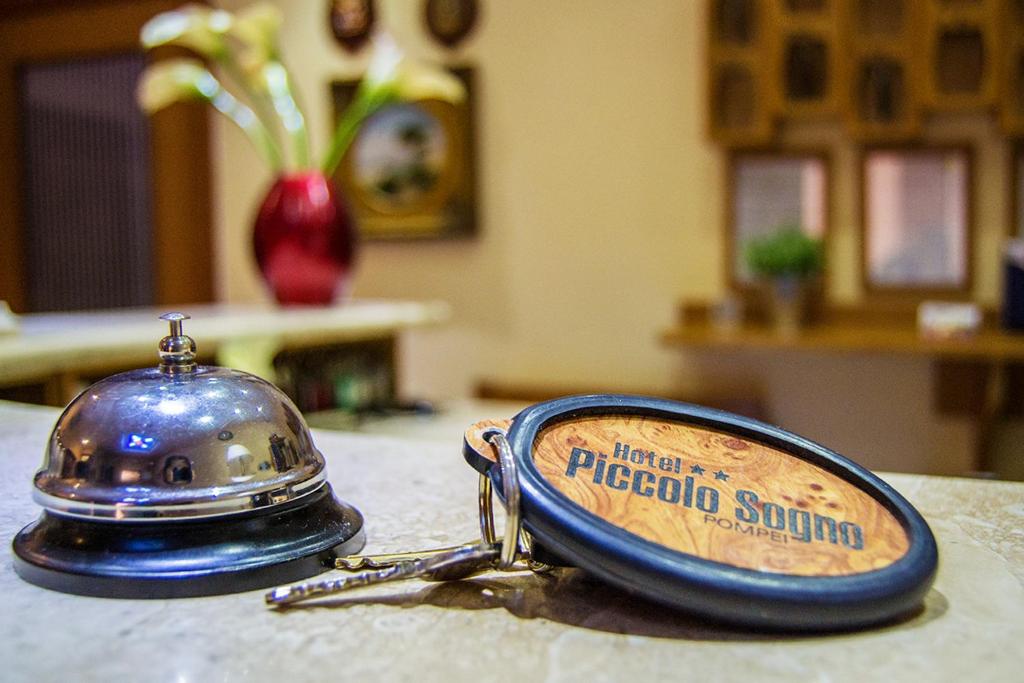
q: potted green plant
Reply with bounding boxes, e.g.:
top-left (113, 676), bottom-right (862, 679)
top-left (743, 226), bottom-right (824, 333)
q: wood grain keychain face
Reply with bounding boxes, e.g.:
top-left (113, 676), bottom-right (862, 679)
top-left (463, 395), bottom-right (938, 630)
top-left (531, 415), bottom-right (909, 577)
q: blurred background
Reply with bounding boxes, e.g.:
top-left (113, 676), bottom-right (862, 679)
top-left (1, 0), bottom-right (1022, 479)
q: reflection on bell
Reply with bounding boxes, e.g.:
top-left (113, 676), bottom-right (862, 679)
top-left (11, 313), bottom-right (365, 598)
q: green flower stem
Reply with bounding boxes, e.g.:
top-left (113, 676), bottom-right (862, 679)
top-left (320, 84), bottom-right (396, 177)
top-left (282, 70), bottom-right (310, 169)
top-left (264, 63), bottom-right (310, 170)
top-left (208, 85), bottom-right (283, 170)
top-left (218, 57), bottom-right (284, 169)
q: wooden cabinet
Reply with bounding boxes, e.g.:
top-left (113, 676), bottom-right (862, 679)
top-left (704, 0), bottom-right (1023, 143)
top-left (769, 0), bottom-right (843, 119)
top-left (842, 0), bottom-right (923, 140)
top-left (921, 0), bottom-right (1001, 111)
top-left (706, 0), bottom-right (774, 144)
top-left (1000, 0), bottom-right (1024, 134)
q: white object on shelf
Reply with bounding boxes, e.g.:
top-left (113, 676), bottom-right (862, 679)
top-left (917, 301), bottom-right (982, 340)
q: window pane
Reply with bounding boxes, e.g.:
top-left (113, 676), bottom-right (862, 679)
top-left (732, 156), bottom-right (826, 283)
top-left (864, 150), bottom-right (968, 289)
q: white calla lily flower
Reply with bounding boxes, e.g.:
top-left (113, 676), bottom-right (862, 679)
top-left (137, 59), bottom-right (214, 112)
top-left (394, 58), bottom-right (465, 103)
top-left (363, 33), bottom-right (465, 104)
top-left (363, 33), bottom-right (404, 90)
top-left (140, 4), bottom-right (232, 58)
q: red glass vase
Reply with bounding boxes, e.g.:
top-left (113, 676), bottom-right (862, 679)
top-left (252, 172), bottom-right (356, 305)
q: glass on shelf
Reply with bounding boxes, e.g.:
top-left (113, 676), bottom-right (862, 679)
top-left (935, 28), bottom-right (986, 95)
top-left (784, 36), bottom-right (828, 102)
top-left (857, 59), bottom-right (905, 124)
top-left (714, 0), bottom-right (757, 45)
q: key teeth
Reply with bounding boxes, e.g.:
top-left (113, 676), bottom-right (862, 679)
top-left (335, 556), bottom-right (371, 570)
top-left (262, 582), bottom-right (307, 607)
top-left (265, 586), bottom-right (295, 606)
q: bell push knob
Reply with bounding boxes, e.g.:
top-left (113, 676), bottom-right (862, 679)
top-left (158, 312), bottom-right (196, 374)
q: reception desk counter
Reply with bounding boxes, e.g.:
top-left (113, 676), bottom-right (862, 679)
top-left (2, 401), bottom-right (1021, 682)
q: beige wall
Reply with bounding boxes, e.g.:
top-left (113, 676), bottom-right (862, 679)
top-left (212, 0), bottom-right (994, 475)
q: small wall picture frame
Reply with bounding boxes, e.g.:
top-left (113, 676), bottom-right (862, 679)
top-left (424, 0), bottom-right (479, 49)
top-left (329, 0), bottom-right (375, 53)
top-left (330, 67), bottom-right (477, 240)
top-left (861, 146), bottom-right (973, 295)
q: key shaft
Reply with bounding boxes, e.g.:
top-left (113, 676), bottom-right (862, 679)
top-left (266, 543), bottom-right (500, 608)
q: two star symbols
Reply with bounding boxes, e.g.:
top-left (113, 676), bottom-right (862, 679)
top-left (690, 463), bottom-right (729, 481)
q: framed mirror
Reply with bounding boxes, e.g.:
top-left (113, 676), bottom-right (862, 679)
top-left (727, 151), bottom-right (829, 286)
top-left (861, 146), bottom-right (972, 293)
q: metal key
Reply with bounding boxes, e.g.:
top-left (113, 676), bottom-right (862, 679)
top-left (265, 542), bottom-right (501, 607)
top-left (266, 431), bottom-right (529, 608)
top-left (334, 543), bottom-right (476, 570)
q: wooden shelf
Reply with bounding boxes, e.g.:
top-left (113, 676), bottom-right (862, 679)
top-left (662, 306), bottom-right (1024, 471)
top-left (661, 320), bottom-right (1024, 360)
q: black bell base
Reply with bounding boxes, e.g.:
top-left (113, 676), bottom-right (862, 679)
top-left (11, 483), bottom-right (364, 599)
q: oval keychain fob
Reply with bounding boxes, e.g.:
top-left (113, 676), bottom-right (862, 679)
top-left (463, 394), bottom-right (938, 630)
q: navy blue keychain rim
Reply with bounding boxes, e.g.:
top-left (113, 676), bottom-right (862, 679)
top-left (465, 394), bottom-right (939, 631)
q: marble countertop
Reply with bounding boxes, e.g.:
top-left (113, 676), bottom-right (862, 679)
top-left (2, 401), bottom-right (1023, 682)
top-left (0, 300), bottom-right (450, 386)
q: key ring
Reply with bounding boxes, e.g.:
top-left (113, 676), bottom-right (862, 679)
top-left (476, 427), bottom-right (552, 573)
top-left (477, 470), bottom-right (497, 546)
top-left (475, 429), bottom-right (520, 569)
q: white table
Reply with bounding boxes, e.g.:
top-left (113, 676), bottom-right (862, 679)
top-left (0, 300), bottom-right (449, 403)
